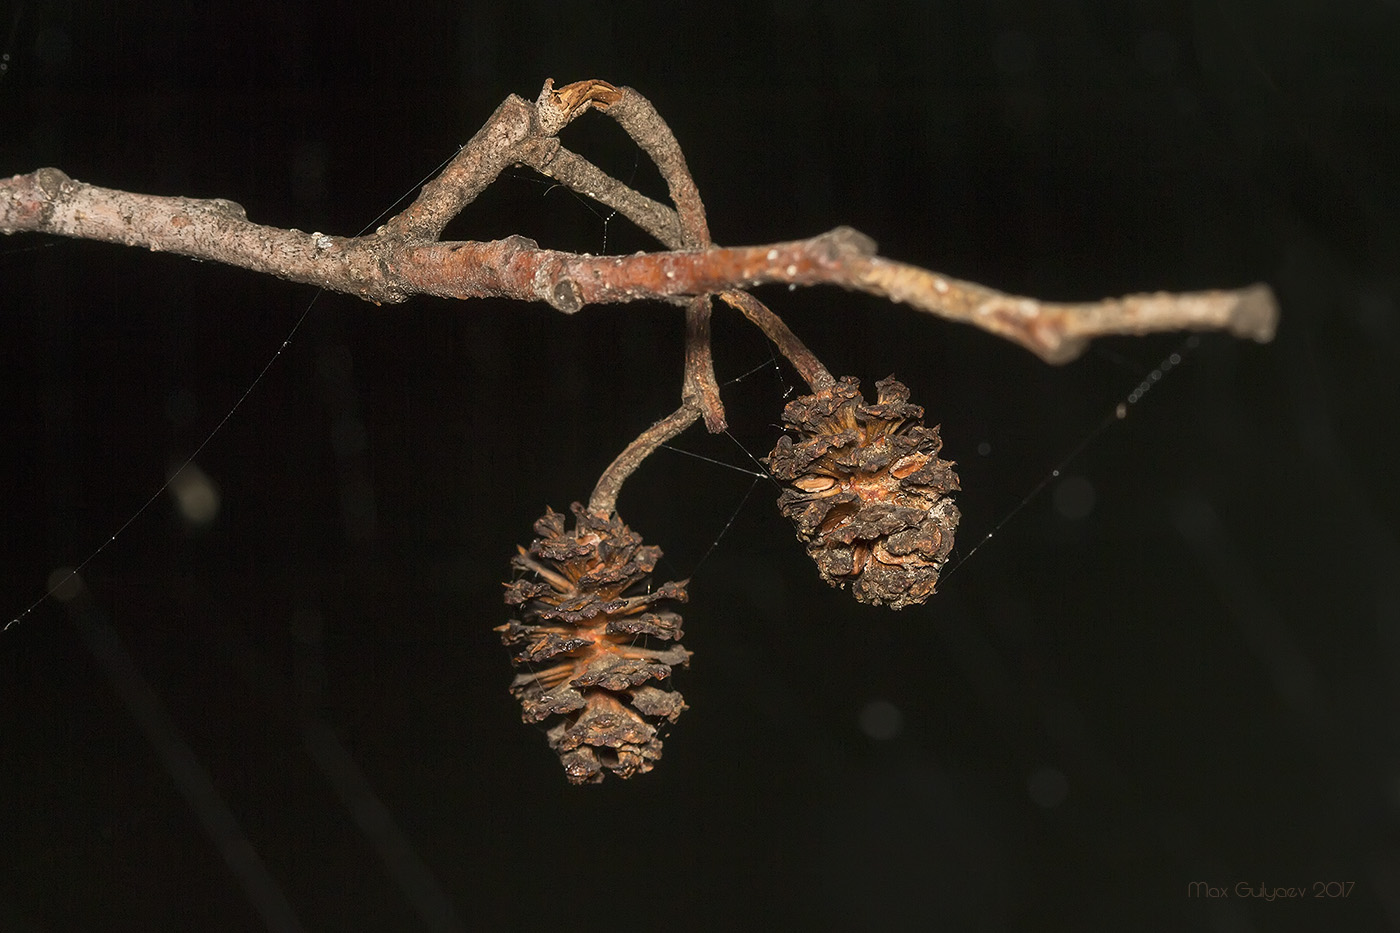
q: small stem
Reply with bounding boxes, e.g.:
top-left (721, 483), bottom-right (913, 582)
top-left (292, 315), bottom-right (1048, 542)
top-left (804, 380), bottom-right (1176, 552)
top-left (589, 403), bottom-right (702, 516)
top-left (719, 290), bottom-right (834, 392)
top-left (599, 86), bottom-right (724, 435)
top-left (518, 139), bottom-right (684, 249)
top-left (683, 295), bottom-right (726, 431)
top-left (381, 95), bottom-right (535, 242)
top-left (605, 88), bottom-right (711, 249)
top-left (381, 79), bottom-right (622, 244)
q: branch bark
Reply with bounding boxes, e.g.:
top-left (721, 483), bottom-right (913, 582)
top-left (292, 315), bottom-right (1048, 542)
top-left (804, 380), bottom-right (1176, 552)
top-left (2, 78), bottom-right (1279, 376)
top-left (1, 175), bottom-right (1278, 370)
top-left (589, 403), bottom-right (702, 516)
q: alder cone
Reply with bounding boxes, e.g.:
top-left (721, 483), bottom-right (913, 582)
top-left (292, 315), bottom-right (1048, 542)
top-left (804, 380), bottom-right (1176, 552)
top-left (766, 375), bottom-right (960, 609)
top-left (497, 503), bottom-right (690, 784)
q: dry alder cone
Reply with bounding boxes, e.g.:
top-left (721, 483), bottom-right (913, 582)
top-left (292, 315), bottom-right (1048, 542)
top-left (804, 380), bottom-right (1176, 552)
top-left (497, 504), bottom-right (690, 784)
top-left (767, 376), bottom-right (960, 609)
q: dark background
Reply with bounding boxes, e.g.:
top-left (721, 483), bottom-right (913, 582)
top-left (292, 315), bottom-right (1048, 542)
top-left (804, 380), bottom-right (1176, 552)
top-left (2, 1), bottom-right (1397, 930)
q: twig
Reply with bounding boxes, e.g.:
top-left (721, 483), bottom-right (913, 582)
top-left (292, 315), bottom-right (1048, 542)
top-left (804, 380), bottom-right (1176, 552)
top-left (683, 295), bottom-right (726, 432)
top-left (517, 139), bottom-right (683, 249)
top-left (1, 80), bottom-right (1279, 367)
top-left (604, 87), bottom-right (724, 432)
top-left (0, 167), bottom-right (1276, 363)
top-left (603, 89), bottom-right (710, 249)
top-left (589, 403), bottom-right (702, 515)
top-left (382, 79), bottom-right (623, 242)
top-left (852, 259), bottom-right (1279, 365)
top-left (383, 226), bottom-right (872, 305)
top-left (718, 290), bottom-right (833, 392)
top-left (379, 95), bottom-right (535, 243)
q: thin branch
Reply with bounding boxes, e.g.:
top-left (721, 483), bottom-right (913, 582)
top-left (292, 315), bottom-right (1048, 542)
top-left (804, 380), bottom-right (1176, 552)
top-left (0, 170), bottom-right (1276, 362)
top-left (603, 88), bottom-right (710, 249)
top-left (384, 226), bottom-right (877, 307)
top-left (684, 295), bottom-right (726, 432)
top-left (604, 87), bottom-right (724, 432)
top-left (1, 77), bottom-right (1279, 365)
top-left (852, 259), bottom-right (1279, 364)
top-left (718, 290), bottom-right (834, 392)
top-left (589, 403), bottom-right (702, 515)
top-left (382, 79), bottom-right (624, 242)
top-left (518, 139), bottom-right (683, 249)
top-left (379, 94), bottom-right (535, 243)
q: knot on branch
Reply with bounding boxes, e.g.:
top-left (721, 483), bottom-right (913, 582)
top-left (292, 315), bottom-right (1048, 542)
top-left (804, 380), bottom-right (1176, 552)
top-left (1, 168), bottom-right (70, 233)
top-left (33, 167), bottom-right (71, 200)
top-left (206, 198), bottom-right (248, 221)
top-left (548, 277), bottom-right (583, 313)
top-left (534, 78), bottom-right (625, 137)
top-left (814, 225), bottom-right (878, 262)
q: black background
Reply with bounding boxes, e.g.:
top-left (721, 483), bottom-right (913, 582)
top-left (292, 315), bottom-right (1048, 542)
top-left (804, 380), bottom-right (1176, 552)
top-left (2, 1), bottom-right (1398, 930)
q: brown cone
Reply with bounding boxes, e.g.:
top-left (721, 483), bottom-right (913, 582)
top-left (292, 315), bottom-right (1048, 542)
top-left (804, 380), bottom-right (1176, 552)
top-left (497, 503), bottom-right (689, 783)
top-left (766, 376), bottom-right (960, 609)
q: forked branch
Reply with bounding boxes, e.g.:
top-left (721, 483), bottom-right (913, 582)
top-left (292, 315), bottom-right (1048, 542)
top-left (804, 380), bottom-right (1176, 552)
top-left (0, 79), bottom-right (1277, 369)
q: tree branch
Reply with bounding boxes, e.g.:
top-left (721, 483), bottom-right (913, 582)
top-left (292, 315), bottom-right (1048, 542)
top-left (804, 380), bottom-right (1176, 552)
top-left (382, 79), bottom-right (624, 242)
top-left (602, 86), bottom-right (724, 432)
top-left (0, 165), bottom-right (1277, 364)
top-left (518, 139), bottom-right (683, 250)
top-left (682, 295), bottom-right (726, 431)
top-left (718, 289), bottom-right (833, 392)
top-left (851, 258), bottom-right (1279, 365)
top-left (1, 79), bottom-right (1279, 370)
top-left (589, 403), bottom-right (702, 515)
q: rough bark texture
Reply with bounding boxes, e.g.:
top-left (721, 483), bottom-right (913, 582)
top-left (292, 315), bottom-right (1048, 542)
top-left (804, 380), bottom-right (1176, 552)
top-left (0, 81), bottom-right (1278, 366)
